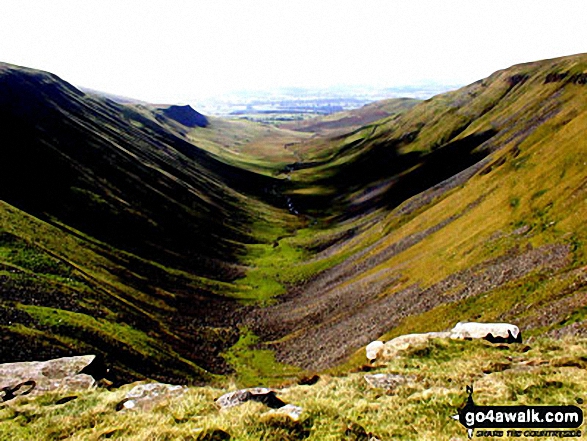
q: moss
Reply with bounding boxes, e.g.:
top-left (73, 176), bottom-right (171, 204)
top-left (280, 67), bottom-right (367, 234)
top-left (222, 328), bottom-right (301, 387)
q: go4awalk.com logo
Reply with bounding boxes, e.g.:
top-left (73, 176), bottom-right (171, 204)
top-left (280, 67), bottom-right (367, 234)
top-left (452, 386), bottom-right (584, 438)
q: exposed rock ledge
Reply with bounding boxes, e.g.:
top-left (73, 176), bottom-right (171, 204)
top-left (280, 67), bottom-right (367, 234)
top-left (367, 322), bottom-right (521, 361)
top-left (0, 355), bottom-right (101, 400)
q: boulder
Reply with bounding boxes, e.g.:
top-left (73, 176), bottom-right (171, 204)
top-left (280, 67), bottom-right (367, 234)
top-left (216, 387), bottom-right (286, 410)
top-left (0, 355), bottom-right (98, 401)
top-left (368, 322), bottom-right (522, 362)
top-left (265, 404), bottom-right (304, 421)
top-left (379, 332), bottom-right (451, 359)
top-left (366, 341), bottom-right (384, 361)
top-left (118, 382), bottom-right (187, 411)
top-left (449, 322), bottom-right (521, 343)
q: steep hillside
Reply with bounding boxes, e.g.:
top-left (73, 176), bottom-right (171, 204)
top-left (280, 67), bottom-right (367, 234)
top-left (1, 54), bottom-right (587, 388)
top-left (0, 62), bottom-right (298, 384)
top-left (246, 53), bottom-right (587, 371)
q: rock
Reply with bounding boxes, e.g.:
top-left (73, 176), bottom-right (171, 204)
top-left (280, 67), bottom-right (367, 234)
top-left (117, 383), bottom-right (188, 410)
top-left (216, 388), bottom-right (286, 410)
top-left (265, 404), bottom-right (304, 421)
top-left (380, 332), bottom-right (450, 359)
top-left (364, 373), bottom-right (412, 391)
top-left (118, 382), bottom-right (187, 411)
top-left (449, 322), bottom-right (521, 343)
top-left (0, 355), bottom-right (98, 400)
top-left (366, 341), bottom-right (384, 361)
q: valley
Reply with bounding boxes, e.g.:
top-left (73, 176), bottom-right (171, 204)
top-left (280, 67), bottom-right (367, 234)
top-left (1, 53), bottom-right (587, 391)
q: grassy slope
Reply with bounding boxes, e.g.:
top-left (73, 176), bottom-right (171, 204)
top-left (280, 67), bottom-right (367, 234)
top-left (245, 53), bottom-right (587, 373)
top-left (1, 54), bottom-right (587, 390)
top-left (0, 62), bottom-right (300, 384)
top-left (1, 336), bottom-right (585, 440)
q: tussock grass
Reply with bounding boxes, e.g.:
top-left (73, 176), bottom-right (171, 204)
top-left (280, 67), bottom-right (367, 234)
top-left (1, 337), bottom-right (584, 440)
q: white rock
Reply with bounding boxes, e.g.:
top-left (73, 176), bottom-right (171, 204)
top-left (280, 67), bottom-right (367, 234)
top-left (266, 404), bottom-right (304, 421)
top-left (366, 341), bottom-right (384, 361)
top-left (380, 332), bottom-right (451, 359)
top-left (121, 382), bottom-right (187, 411)
top-left (364, 373), bottom-right (411, 390)
top-left (123, 400), bottom-right (136, 409)
top-left (450, 322), bottom-right (521, 342)
top-left (0, 355), bottom-right (98, 398)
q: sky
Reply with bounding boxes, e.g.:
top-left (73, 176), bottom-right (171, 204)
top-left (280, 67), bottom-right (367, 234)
top-left (1, 0), bottom-right (586, 103)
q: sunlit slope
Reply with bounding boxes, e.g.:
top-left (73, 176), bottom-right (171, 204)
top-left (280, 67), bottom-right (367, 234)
top-left (0, 62), bottom-right (297, 383)
top-left (2, 54), bottom-right (587, 385)
top-left (184, 116), bottom-right (311, 176)
top-left (283, 54), bottom-right (587, 219)
top-left (248, 53), bottom-right (587, 370)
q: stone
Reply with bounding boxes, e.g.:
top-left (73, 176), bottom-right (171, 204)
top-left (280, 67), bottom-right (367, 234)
top-left (371, 322), bottom-right (522, 363)
top-left (365, 341), bottom-right (384, 361)
top-left (364, 373), bottom-right (411, 391)
top-left (265, 404), bottom-right (304, 421)
top-left (380, 332), bottom-right (450, 359)
top-left (118, 382), bottom-right (187, 411)
top-left (0, 355), bottom-right (98, 400)
top-left (216, 387), bottom-right (286, 410)
top-left (449, 322), bottom-right (522, 343)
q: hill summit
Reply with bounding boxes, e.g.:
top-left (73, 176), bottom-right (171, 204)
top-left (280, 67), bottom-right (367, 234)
top-left (158, 104), bottom-right (208, 128)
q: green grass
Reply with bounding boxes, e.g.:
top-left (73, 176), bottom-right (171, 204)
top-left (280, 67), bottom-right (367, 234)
top-left (1, 336), bottom-right (584, 440)
top-left (3, 54), bottom-right (587, 390)
top-left (221, 328), bottom-right (302, 387)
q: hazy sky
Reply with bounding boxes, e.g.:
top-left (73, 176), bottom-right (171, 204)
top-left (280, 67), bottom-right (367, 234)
top-left (1, 0), bottom-right (586, 103)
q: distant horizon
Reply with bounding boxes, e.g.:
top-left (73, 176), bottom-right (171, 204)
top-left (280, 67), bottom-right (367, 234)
top-left (79, 81), bottom-right (464, 109)
top-left (1, 1), bottom-right (586, 103)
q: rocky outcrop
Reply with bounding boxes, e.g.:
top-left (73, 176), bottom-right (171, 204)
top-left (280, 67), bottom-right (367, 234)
top-left (367, 322), bottom-right (522, 361)
top-left (377, 332), bottom-right (451, 360)
top-left (216, 387), bottom-right (287, 410)
top-left (159, 104), bottom-right (208, 128)
top-left (450, 322), bottom-right (521, 343)
top-left (0, 355), bottom-right (99, 401)
top-left (117, 382), bottom-right (187, 411)
top-left (544, 71), bottom-right (587, 85)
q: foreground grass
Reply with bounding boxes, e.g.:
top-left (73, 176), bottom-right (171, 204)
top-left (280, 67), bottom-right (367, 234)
top-left (1, 337), bottom-right (585, 440)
